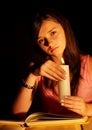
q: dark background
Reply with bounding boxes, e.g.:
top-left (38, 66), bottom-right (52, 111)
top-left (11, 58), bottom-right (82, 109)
top-left (0, 0), bottom-right (92, 119)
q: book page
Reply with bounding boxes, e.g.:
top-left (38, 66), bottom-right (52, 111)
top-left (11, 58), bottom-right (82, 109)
top-left (25, 112), bottom-right (88, 126)
top-left (25, 112), bottom-right (84, 121)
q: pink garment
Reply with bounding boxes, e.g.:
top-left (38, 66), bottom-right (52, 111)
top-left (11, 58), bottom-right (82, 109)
top-left (77, 55), bottom-right (92, 102)
top-left (37, 55), bottom-right (92, 114)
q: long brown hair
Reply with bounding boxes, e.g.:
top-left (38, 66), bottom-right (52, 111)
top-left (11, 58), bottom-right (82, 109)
top-left (31, 8), bottom-right (81, 95)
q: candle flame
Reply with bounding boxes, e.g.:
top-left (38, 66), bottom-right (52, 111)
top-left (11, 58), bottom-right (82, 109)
top-left (61, 57), bottom-right (65, 64)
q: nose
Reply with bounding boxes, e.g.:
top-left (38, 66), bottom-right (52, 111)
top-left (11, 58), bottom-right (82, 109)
top-left (44, 38), bottom-right (49, 46)
top-left (44, 38), bottom-right (53, 47)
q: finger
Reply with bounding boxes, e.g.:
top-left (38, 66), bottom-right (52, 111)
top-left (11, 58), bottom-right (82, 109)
top-left (61, 97), bottom-right (81, 109)
top-left (41, 69), bottom-right (63, 81)
top-left (46, 60), bottom-right (66, 75)
top-left (45, 63), bottom-right (66, 80)
top-left (64, 96), bottom-right (81, 101)
top-left (61, 96), bottom-right (86, 116)
top-left (49, 65), bottom-right (66, 80)
top-left (40, 63), bottom-right (66, 80)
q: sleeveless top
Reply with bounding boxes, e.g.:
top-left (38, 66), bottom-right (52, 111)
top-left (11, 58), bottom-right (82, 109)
top-left (37, 55), bottom-right (92, 114)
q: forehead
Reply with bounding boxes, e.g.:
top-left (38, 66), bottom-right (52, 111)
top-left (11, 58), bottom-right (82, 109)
top-left (38, 19), bottom-right (63, 35)
top-left (40, 19), bottom-right (61, 30)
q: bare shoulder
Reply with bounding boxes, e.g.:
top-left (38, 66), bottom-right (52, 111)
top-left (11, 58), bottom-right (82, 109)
top-left (89, 55), bottom-right (92, 76)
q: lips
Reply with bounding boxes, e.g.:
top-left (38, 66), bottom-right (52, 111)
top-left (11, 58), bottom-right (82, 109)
top-left (51, 46), bottom-right (59, 52)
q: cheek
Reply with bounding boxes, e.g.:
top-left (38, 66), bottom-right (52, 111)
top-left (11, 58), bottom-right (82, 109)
top-left (57, 32), bottom-right (66, 42)
top-left (59, 36), bottom-right (66, 49)
top-left (39, 45), bottom-right (48, 53)
top-left (61, 43), bottom-right (66, 53)
top-left (58, 39), bottom-right (66, 49)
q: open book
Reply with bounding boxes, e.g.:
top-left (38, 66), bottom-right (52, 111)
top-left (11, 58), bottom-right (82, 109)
top-left (0, 112), bottom-right (89, 129)
top-left (25, 112), bottom-right (89, 126)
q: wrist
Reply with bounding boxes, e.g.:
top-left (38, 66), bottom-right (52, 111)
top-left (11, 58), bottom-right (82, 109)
top-left (21, 73), bottom-right (37, 89)
top-left (22, 79), bottom-right (34, 89)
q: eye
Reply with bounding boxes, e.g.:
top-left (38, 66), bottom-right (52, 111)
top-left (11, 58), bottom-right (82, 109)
top-left (50, 31), bottom-right (56, 36)
top-left (37, 38), bottom-right (45, 45)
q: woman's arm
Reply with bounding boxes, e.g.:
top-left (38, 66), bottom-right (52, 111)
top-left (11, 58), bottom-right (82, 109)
top-left (12, 73), bottom-right (38, 117)
top-left (12, 59), bottom-right (66, 118)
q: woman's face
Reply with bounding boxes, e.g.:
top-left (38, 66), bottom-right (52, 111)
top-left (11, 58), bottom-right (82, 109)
top-left (37, 19), bottom-right (66, 61)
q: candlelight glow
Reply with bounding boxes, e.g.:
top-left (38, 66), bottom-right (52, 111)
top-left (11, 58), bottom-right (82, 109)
top-left (61, 57), bottom-right (65, 64)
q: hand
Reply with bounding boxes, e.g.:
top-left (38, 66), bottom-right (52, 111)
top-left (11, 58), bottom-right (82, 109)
top-left (61, 96), bottom-right (88, 116)
top-left (39, 60), bottom-right (66, 81)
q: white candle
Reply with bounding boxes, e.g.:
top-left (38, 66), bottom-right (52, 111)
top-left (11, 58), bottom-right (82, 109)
top-left (58, 58), bottom-right (71, 101)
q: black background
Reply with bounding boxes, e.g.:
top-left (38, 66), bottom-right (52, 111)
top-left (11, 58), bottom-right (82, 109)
top-left (0, 0), bottom-right (92, 119)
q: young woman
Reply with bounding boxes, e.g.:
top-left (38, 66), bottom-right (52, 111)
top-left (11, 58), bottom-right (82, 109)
top-left (13, 8), bottom-right (92, 119)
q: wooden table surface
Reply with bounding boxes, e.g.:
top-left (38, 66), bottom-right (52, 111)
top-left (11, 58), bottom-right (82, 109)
top-left (0, 117), bottom-right (92, 130)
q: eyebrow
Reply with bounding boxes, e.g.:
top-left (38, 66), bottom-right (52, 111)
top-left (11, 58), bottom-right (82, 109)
top-left (48, 27), bottom-right (56, 33)
top-left (38, 27), bottom-right (56, 40)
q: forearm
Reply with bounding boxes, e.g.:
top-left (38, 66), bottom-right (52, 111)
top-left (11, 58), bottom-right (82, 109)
top-left (12, 73), bottom-right (38, 116)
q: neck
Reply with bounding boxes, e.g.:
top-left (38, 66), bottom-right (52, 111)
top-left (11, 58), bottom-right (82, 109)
top-left (52, 55), bottom-right (62, 64)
